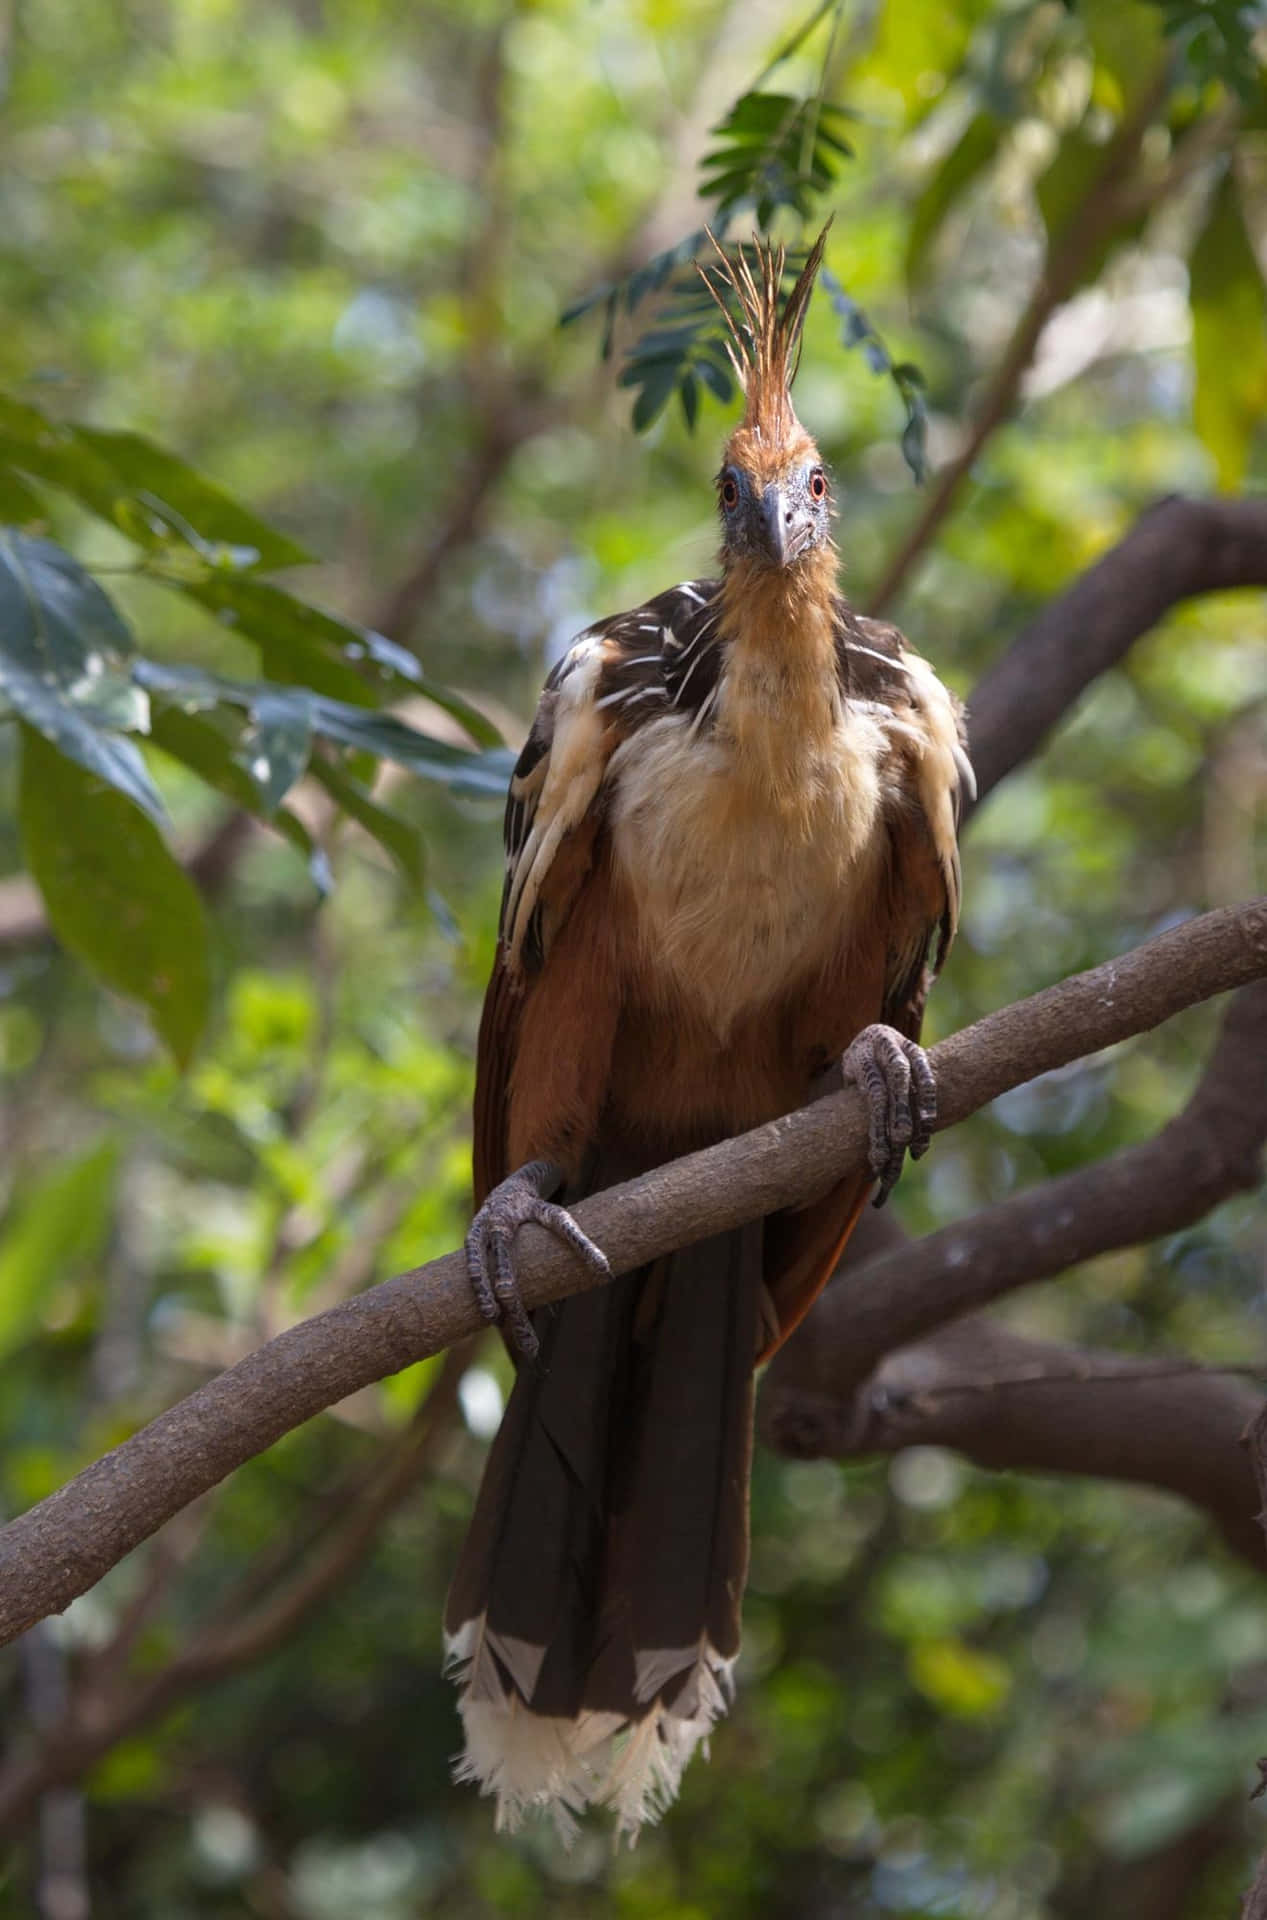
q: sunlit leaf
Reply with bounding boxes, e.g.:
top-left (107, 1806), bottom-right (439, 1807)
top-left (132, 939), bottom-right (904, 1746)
top-left (907, 1637), bottom-right (1012, 1718)
top-left (1081, 0), bottom-right (1167, 111)
top-left (905, 111), bottom-right (1001, 290)
top-left (1035, 131), bottom-right (1140, 295)
top-left (852, 0), bottom-right (986, 123)
top-left (0, 473), bottom-right (46, 526)
top-left (1189, 167), bottom-right (1267, 490)
top-left (19, 725), bottom-right (210, 1063)
top-left (0, 1141), bottom-right (119, 1362)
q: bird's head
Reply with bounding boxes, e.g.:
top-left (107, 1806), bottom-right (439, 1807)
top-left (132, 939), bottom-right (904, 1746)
top-left (705, 227), bottom-right (834, 573)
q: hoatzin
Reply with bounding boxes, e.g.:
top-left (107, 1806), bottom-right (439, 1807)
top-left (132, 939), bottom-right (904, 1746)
top-left (445, 231), bottom-right (971, 1839)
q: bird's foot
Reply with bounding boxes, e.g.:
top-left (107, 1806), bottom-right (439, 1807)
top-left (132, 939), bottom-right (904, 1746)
top-left (465, 1159), bottom-right (610, 1361)
top-left (841, 1025), bottom-right (937, 1208)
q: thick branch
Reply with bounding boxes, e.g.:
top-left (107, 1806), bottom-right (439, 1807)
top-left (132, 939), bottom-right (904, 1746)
top-left (765, 975), bottom-right (1267, 1420)
top-left (785, 1315), bottom-right (1266, 1571)
top-left (967, 496), bottom-right (1267, 808)
top-left (0, 1352), bottom-right (467, 1831)
top-left (0, 898), bottom-right (1261, 1648)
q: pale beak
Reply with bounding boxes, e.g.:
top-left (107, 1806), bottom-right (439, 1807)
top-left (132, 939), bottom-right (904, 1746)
top-left (757, 483), bottom-right (811, 567)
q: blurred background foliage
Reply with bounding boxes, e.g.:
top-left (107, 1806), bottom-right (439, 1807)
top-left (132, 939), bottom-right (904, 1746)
top-left (0, 0), bottom-right (1266, 1913)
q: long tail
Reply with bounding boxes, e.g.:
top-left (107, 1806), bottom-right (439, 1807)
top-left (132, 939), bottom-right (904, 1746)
top-left (444, 1223), bottom-right (763, 1842)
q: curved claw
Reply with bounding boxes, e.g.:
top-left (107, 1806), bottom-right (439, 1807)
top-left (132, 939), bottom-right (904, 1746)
top-left (841, 1025), bottom-right (938, 1207)
top-left (465, 1160), bottom-right (611, 1362)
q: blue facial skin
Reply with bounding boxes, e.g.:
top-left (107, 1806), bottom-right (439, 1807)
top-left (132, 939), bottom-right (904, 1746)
top-left (717, 462), bottom-right (833, 568)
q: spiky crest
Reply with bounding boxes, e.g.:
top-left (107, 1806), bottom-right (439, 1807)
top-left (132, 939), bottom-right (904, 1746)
top-left (701, 223), bottom-right (831, 450)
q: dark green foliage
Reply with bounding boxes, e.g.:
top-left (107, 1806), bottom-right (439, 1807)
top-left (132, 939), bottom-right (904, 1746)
top-left (698, 91), bottom-right (856, 224)
top-left (0, 0), bottom-right (1264, 1914)
top-left (18, 724), bottom-right (211, 1064)
top-left (0, 396), bottom-right (509, 1053)
top-left (1150, 0), bottom-right (1266, 100)
top-left (819, 268), bottom-right (929, 482)
top-left (0, 532), bottom-right (163, 822)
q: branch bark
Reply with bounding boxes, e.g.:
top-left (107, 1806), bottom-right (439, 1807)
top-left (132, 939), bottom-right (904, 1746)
top-left (967, 496), bottom-right (1267, 809)
top-left (797, 1314), bottom-right (1266, 1570)
top-left (764, 975), bottom-right (1267, 1419)
top-left (0, 897), bottom-right (1262, 1650)
top-left (0, 1350), bottom-right (467, 1832)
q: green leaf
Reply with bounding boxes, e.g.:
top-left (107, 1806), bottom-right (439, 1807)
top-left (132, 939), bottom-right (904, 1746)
top-left (1190, 168), bottom-right (1267, 491)
top-left (232, 691), bottom-right (312, 814)
top-left (148, 701), bottom-right (266, 813)
top-left (69, 426), bottom-right (312, 568)
top-left (19, 724), bottom-right (211, 1064)
top-left (905, 111), bottom-right (1001, 291)
top-left (0, 531), bottom-right (164, 822)
top-left (0, 473), bottom-right (47, 526)
top-left (1081, 0), bottom-right (1167, 111)
top-left (169, 569), bottom-right (501, 745)
top-left (701, 93), bottom-right (855, 224)
top-left (819, 268), bottom-right (928, 482)
top-left (135, 660), bottom-right (516, 796)
top-left (851, 0), bottom-right (986, 125)
top-left (147, 699), bottom-right (331, 892)
top-left (1035, 130), bottom-right (1145, 294)
top-left (0, 530), bottom-right (138, 698)
top-left (0, 1141), bottom-right (119, 1362)
top-left (177, 572), bottom-right (384, 705)
top-left (0, 394), bottom-right (310, 569)
top-left (629, 359), bottom-right (681, 430)
top-left (308, 756), bottom-right (425, 888)
top-left (308, 699), bottom-right (515, 795)
top-left (1151, 0), bottom-right (1261, 102)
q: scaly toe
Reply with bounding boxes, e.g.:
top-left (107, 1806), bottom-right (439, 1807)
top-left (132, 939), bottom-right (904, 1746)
top-left (465, 1222), bottom-right (499, 1324)
top-left (491, 1228), bottom-right (539, 1360)
top-left (533, 1200), bottom-right (611, 1279)
top-left (464, 1162), bottom-right (608, 1363)
top-left (842, 1024), bottom-right (938, 1205)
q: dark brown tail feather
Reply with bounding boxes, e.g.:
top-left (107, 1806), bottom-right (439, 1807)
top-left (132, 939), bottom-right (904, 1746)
top-left (444, 1222), bottom-right (763, 1840)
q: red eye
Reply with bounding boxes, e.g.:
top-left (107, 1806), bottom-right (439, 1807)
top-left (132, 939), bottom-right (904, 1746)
top-left (809, 467), bottom-right (828, 501)
top-left (720, 474), bottom-right (739, 510)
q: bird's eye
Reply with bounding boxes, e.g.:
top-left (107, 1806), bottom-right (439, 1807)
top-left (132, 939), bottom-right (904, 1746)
top-left (809, 467), bottom-right (828, 502)
top-left (720, 474), bottom-right (739, 511)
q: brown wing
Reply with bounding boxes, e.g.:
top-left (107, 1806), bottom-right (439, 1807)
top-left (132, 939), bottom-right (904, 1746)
top-left (472, 582), bottom-right (725, 1202)
top-left (758, 615), bottom-right (973, 1359)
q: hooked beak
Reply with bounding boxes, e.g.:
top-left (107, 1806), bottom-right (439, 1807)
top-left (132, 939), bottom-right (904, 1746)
top-left (757, 483), bottom-right (810, 568)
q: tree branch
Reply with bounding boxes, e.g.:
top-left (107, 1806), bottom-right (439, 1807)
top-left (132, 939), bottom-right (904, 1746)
top-left (764, 976), bottom-right (1267, 1421)
top-left (0, 897), bottom-right (1262, 1649)
top-left (787, 1315), bottom-right (1266, 1571)
top-left (966, 496), bottom-right (1267, 809)
top-left (0, 1351), bottom-right (467, 1832)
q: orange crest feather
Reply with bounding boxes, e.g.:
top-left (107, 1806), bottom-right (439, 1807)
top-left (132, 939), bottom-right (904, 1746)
top-left (701, 223), bottom-right (831, 449)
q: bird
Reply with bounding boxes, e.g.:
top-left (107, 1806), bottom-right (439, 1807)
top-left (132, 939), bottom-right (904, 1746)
top-left (444, 228), bottom-right (972, 1842)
